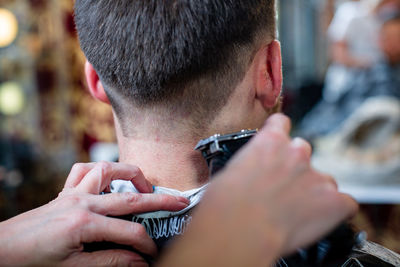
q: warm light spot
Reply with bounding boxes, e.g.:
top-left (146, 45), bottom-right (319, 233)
top-left (0, 82), bottom-right (25, 115)
top-left (0, 8), bottom-right (18, 47)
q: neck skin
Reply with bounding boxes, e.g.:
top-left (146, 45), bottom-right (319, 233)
top-left (116, 125), bottom-right (210, 191)
top-left (115, 99), bottom-right (272, 191)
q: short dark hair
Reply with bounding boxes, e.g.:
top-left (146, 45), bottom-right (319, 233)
top-left (75, 0), bottom-right (276, 131)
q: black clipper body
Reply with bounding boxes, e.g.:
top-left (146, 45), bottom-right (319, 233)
top-left (195, 129), bottom-right (257, 176)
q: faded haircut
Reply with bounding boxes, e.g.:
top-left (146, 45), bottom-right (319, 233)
top-left (74, 0), bottom-right (276, 132)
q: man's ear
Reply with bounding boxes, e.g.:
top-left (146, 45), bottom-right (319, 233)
top-left (254, 40), bottom-right (282, 108)
top-left (84, 61), bottom-right (111, 104)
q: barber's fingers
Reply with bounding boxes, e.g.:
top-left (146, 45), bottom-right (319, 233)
top-left (254, 114), bottom-right (292, 148)
top-left (65, 162), bottom-right (153, 194)
top-left (263, 113), bottom-right (292, 135)
top-left (75, 162), bottom-right (153, 194)
top-left (64, 163), bottom-right (96, 189)
top-left (89, 193), bottom-right (190, 216)
top-left (290, 137), bottom-right (313, 160)
top-left (339, 193), bottom-right (359, 219)
top-left (285, 191), bottom-right (359, 254)
top-left (64, 250), bottom-right (148, 267)
top-left (319, 173), bottom-right (339, 191)
top-left (81, 213), bottom-right (158, 257)
top-left (308, 172), bottom-right (357, 220)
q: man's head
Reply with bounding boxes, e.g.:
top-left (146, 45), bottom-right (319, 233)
top-left (380, 15), bottom-right (400, 64)
top-left (75, 0), bottom-right (281, 139)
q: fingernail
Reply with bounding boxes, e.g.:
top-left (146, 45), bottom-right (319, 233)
top-left (291, 137), bottom-right (304, 147)
top-left (177, 196), bottom-right (190, 205)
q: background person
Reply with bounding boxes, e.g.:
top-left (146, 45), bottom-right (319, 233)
top-left (298, 10), bottom-right (400, 141)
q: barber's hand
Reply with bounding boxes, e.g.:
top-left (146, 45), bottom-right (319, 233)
top-left (159, 114), bottom-right (358, 267)
top-left (0, 162), bottom-right (189, 267)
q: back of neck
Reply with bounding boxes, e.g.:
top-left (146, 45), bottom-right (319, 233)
top-left (118, 136), bottom-right (210, 191)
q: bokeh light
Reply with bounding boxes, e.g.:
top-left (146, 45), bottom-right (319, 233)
top-left (0, 82), bottom-right (25, 115)
top-left (0, 8), bottom-right (18, 48)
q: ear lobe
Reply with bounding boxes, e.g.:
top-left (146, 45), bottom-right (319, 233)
top-left (84, 61), bottom-right (111, 104)
top-left (255, 40), bottom-right (282, 108)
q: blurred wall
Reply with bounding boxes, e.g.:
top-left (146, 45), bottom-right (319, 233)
top-left (0, 0), bottom-right (116, 219)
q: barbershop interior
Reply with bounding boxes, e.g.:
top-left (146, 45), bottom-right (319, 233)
top-left (0, 0), bottom-right (399, 254)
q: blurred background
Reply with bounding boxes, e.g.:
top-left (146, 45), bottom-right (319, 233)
top-left (0, 0), bottom-right (399, 252)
